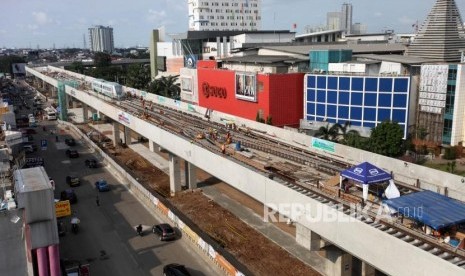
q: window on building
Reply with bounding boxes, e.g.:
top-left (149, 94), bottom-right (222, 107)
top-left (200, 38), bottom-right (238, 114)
top-left (448, 68), bottom-right (457, 81)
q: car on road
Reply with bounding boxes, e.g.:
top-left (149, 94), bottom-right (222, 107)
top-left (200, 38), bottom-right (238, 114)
top-left (163, 263), bottom-right (191, 276)
top-left (95, 179), bottom-right (110, 192)
top-left (66, 149), bottom-right (79, 158)
top-left (85, 158), bottom-right (98, 168)
top-left (20, 128), bottom-right (36, 135)
top-left (65, 138), bottom-right (76, 146)
top-left (65, 175), bottom-right (80, 187)
top-left (152, 223), bottom-right (176, 241)
top-left (23, 144), bottom-right (37, 153)
top-left (60, 189), bottom-right (77, 204)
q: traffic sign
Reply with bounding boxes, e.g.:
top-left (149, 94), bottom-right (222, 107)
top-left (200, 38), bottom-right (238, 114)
top-left (41, 139), bottom-right (47, 150)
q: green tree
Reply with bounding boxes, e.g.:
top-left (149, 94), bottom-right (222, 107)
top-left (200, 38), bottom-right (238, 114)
top-left (315, 123), bottom-right (339, 141)
top-left (266, 115), bottom-right (273, 125)
top-left (0, 55), bottom-right (26, 74)
top-left (368, 121), bottom-right (405, 157)
top-left (147, 75), bottom-right (180, 99)
top-left (333, 121), bottom-right (360, 144)
top-left (67, 61), bottom-right (85, 74)
top-left (125, 64), bottom-right (151, 90)
top-left (93, 52), bottom-right (112, 68)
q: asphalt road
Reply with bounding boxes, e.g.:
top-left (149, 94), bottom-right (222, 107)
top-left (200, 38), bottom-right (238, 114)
top-left (23, 102), bottom-right (219, 274)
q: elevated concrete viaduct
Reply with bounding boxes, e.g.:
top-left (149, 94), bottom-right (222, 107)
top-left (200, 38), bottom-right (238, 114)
top-left (25, 66), bottom-right (465, 276)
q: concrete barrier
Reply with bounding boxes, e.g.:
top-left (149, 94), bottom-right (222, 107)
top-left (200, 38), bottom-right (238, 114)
top-left (58, 120), bottom-right (250, 276)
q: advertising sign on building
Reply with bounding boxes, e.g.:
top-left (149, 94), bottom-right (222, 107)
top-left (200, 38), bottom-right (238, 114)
top-left (419, 65), bottom-right (448, 114)
top-left (311, 137), bottom-right (335, 153)
top-left (235, 72), bottom-right (257, 102)
top-left (181, 77), bottom-right (193, 93)
top-left (117, 111), bottom-right (130, 125)
top-left (11, 63), bottom-right (26, 74)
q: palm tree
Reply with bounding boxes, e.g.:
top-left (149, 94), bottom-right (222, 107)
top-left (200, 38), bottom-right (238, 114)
top-left (147, 75), bottom-right (181, 100)
top-left (315, 123), bottom-right (339, 141)
top-left (333, 121), bottom-right (360, 144)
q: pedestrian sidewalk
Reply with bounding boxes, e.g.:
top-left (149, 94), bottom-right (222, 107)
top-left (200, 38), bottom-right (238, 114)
top-left (128, 143), bottom-right (327, 275)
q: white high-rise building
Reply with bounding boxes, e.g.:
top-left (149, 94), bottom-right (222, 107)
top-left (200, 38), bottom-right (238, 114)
top-left (188, 0), bottom-right (262, 31)
top-left (327, 12), bottom-right (342, 30)
top-left (341, 3), bottom-right (353, 34)
top-left (88, 25), bottom-right (114, 53)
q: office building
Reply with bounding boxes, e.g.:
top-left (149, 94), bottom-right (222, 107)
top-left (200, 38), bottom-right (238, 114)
top-left (341, 3), bottom-right (353, 34)
top-left (407, 0), bottom-right (465, 62)
top-left (188, 0), bottom-right (262, 31)
top-left (327, 12), bottom-right (342, 30)
top-left (88, 25), bottom-right (114, 53)
top-left (351, 23), bottom-right (367, 35)
top-left (304, 74), bottom-right (411, 138)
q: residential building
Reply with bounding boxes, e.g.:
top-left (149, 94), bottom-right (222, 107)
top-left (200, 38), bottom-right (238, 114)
top-left (341, 3), bottom-right (353, 34)
top-left (188, 0), bottom-right (262, 31)
top-left (88, 26), bottom-right (114, 53)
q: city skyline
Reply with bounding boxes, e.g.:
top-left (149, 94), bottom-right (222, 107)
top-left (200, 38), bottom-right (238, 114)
top-left (1, 0), bottom-right (464, 49)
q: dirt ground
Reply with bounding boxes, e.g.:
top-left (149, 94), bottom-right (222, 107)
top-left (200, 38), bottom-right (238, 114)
top-left (78, 124), bottom-right (319, 276)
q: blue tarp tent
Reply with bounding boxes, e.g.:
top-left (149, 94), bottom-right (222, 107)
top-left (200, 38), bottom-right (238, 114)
top-left (340, 162), bottom-right (392, 200)
top-left (383, 190), bottom-right (465, 230)
top-left (341, 162), bottom-right (391, 184)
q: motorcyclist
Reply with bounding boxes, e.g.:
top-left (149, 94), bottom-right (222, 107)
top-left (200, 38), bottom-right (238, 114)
top-left (136, 224), bottom-right (143, 236)
top-left (71, 221), bottom-right (79, 234)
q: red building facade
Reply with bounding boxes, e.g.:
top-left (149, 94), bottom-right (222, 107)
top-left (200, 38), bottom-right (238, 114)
top-left (197, 62), bottom-right (304, 127)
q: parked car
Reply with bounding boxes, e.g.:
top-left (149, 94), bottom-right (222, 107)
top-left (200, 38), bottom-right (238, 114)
top-left (163, 264), bottom-right (191, 276)
top-left (66, 149), bottom-right (79, 158)
top-left (60, 189), bottom-right (77, 204)
top-left (85, 158), bottom-right (98, 168)
top-left (65, 176), bottom-right (80, 187)
top-left (23, 144), bottom-right (36, 153)
top-left (95, 179), bottom-right (110, 192)
top-left (65, 138), bottom-right (76, 146)
top-left (152, 223), bottom-right (176, 241)
top-left (20, 128), bottom-right (36, 135)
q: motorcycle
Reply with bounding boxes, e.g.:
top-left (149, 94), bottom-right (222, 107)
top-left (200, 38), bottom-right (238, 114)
top-left (136, 224), bottom-right (143, 236)
top-left (71, 223), bottom-right (79, 234)
top-left (71, 217), bottom-right (80, 234)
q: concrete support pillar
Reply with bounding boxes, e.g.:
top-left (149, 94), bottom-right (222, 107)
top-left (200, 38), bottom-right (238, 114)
top-left (72, 100), bottom-right (78, 108)
top-left (296, 223), bottom-right (326, 251)
top-left (149, 140), bottom-right (159, 153)
top-left (169, 154), bottom-right (181, 196)
top-left (186, 162), bottom-right (197, 189)
top-left (113, 122), bottom-right (121, 146)
top-left (36, 247), bottom-right (49, 276)
top-left (361, 262), bottom-right (376, 276)
top-left (48, 244), bottom-right (61, 276)
top-left (123, 126), bottom-right (131, 145)
top-left (326, 248), bottom-right (352, 276)
top-left (82, 104), bottom-right (88, 123)
top-left (65, 93), bottom-right (70, 109)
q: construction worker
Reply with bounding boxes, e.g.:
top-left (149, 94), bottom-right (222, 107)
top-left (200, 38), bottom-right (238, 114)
top-left (221, 144), bottom-right (226, 154)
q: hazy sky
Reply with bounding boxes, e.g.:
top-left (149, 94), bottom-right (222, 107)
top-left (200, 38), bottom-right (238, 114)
top-left (1, 0), bottom-right (464, 49)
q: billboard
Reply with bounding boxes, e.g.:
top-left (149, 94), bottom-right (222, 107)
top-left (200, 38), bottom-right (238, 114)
top-left (235, 72), bottom-right (257, 102)
top-left (12, 63), bottom-right (27, 74)
top-left (181, 77), bottom-right (193, 93)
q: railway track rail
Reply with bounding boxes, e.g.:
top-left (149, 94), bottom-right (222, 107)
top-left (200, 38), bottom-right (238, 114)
top-left (37, 74), bottom-right (465, 268)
